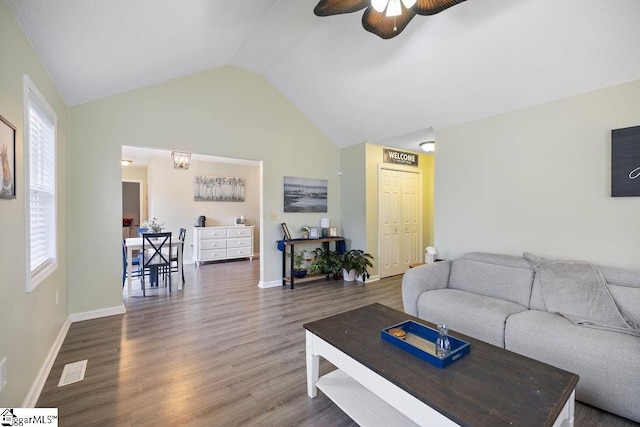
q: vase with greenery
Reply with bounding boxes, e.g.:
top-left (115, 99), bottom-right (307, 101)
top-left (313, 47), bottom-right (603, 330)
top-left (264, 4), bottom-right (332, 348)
top-left (342, 249), bottom-right (374, 282)
top-left (311, 246), bottom-right (342, 279)
top-left (300, 225), bottom-right (311, 239)
top-left (142, 217), bottom-right (164, 232)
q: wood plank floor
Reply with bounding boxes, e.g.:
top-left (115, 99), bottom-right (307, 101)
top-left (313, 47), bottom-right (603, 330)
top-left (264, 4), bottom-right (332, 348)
top-left (38, 261), bottom-right (638, 426)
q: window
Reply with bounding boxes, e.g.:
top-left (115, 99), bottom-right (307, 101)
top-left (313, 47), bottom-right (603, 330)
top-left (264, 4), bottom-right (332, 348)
top-left (24, 75), bottom-right (57, 292)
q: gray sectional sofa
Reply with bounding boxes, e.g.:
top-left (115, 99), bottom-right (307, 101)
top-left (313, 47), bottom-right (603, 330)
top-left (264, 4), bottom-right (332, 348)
top-left (402, 252), bottom-right (640, 423)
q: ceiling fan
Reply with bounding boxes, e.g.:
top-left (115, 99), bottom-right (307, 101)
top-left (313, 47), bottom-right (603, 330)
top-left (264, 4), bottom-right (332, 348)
top-left (314, 0), bottom-right (467, 39)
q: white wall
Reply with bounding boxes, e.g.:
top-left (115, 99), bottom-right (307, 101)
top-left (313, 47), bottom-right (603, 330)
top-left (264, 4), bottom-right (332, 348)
top-left (146, 156), bottom-right (260, 260)
top-left (435, 79), bottom-right (640, 269)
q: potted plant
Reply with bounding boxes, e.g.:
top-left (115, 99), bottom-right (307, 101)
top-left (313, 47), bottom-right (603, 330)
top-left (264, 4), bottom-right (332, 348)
top-left (292, 250), bottom-right (308, 278)
top-left (300, 225), bottom-right (311, 239)
top-left (312, 246), bottom-right (342, 279)
top-left (342, 249), bottom-right (374, 282)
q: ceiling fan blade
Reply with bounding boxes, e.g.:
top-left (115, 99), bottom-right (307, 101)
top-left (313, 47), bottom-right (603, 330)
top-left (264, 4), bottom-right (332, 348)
top-left (413, 0), bottom-right (467, 15)
top-left (362, 6), bottom-right (416, 39)
top-left (314, 0), bottom-right (370, 16)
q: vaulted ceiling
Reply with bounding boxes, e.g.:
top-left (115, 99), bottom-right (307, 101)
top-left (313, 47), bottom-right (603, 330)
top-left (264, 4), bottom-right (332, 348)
top-left (8, 0), bottom-right (640, 149)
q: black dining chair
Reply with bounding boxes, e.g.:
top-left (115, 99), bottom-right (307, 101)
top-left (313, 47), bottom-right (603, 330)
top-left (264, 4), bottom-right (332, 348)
top-left (140, 232), bottom-right (172, 296)
top-left (122, 239), bottom-right (141, 287)
top-left (169, 227), bottom-right (187, 284)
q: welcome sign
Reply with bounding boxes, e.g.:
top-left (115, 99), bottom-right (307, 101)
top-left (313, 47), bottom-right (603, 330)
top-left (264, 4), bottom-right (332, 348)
top-left (383, 148), bottom-right (419, 167)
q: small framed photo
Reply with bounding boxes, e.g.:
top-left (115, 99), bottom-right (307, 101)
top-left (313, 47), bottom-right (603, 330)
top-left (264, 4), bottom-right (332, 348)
top-left (281, 223), bottom-right (292, 240)
top-left (309, 227), bottom-right (319, 239)
top-left (329, 227), bottom-right (338, 237)
top-left (0, 114), bottom-right (16, 199)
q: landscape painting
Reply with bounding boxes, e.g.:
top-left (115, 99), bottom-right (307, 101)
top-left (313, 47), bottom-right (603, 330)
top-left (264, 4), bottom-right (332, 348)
top-left (194, 176), bottom-right (246, 202)
top-left (283, 176), bottom-right (327, 213)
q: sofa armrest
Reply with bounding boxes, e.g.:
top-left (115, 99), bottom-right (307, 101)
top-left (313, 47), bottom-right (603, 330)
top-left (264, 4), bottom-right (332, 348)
top-left (402, 261), bottom-right (452, 316)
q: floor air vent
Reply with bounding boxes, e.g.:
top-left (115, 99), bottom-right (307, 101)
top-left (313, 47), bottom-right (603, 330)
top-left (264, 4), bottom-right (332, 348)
top-left (58, 360), bottom-right (88, 387)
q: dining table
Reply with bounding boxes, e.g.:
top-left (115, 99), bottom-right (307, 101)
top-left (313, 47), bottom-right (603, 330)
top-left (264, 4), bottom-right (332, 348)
top-left (124, 236), bottom-right (184, 297)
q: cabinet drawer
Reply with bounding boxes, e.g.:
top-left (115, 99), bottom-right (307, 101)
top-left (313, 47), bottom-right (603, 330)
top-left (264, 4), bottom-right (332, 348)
top-left (227, 247), bottom-right (252, 257)
top-left (198, 229), bottom-right (227, 239)
top-left (199, 239), bottom-right (227, 250)
top-left (227, 237), bottom-right (251, 248)
top-left (227, 228), bottom-right (252, 238)
top-left (198, 249), bottom-right (227, 260)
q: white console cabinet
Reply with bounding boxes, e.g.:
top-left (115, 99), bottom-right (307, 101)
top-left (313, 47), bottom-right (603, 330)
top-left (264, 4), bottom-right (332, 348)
top-left (193, 226), bottom-right (254, 265)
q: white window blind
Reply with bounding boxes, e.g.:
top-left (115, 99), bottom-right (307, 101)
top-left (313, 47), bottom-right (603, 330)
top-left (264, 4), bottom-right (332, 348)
top-left (25, 76), bottom-right (57, 291)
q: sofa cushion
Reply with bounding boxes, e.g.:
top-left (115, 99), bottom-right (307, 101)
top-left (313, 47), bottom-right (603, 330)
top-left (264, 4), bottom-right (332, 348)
top-left (505, 310), bottom-right (640, 423)
top-left (601, 266), bottom-right (640, 324)
top-left (528, 260), bottom-right (640, 325)
top-left (449, 256), bottom-right (534, 307)
top-left (417, 288), bottom-right (527, 347)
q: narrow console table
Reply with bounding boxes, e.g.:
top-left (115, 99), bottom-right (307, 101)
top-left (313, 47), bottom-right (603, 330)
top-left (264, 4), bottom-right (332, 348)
top-left (280, 237), bottom-right (345, 289)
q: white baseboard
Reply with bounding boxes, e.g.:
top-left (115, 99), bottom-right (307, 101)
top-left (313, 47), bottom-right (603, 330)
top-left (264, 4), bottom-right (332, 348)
top-left (69, 304), bottom-right (126, 322)
top-left (358, 274), bottom-right (380, 283)
top-left (22, 317), bottom-right (71, 407)
top-left (258, 279), bottom-right (282, 289)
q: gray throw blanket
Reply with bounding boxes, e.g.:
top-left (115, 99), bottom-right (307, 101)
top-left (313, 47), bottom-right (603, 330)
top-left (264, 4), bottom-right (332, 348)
top-left (524, 253), bottom-right (640, 337)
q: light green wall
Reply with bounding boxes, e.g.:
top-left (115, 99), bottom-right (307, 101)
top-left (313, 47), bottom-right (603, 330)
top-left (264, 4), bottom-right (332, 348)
top-left (0, 0), bottom-right (69, 406)
top-left (340, 144), bottom-right (366, 250)
top-left (435, 79), bottom-right (640, 268)
top-left (68, 66), bottom-right (341, 311)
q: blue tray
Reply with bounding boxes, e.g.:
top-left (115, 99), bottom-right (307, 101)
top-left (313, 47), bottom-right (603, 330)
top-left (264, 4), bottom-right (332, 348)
top-left (381, 321), bottom-right (470, 368)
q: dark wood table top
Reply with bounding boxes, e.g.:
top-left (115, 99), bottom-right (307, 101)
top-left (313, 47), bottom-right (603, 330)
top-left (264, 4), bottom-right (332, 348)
top-left (303, 303), bottom-right (579, 427)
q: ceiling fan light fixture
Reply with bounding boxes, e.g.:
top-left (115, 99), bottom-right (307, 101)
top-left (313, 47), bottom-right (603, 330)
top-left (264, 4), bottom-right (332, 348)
top-left (371, 0), bottom-right (388, 13)
top-left (314, 0), bottom-right (466, 39)
top-left (386, 0), bottom-right (402, 16)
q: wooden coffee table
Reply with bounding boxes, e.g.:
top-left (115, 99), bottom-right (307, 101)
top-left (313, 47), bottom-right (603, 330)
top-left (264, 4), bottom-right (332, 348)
top-left (303, 303), bottom-right (578, 427)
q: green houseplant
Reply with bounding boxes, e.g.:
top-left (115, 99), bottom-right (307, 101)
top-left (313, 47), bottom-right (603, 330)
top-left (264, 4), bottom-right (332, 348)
top-left (292, 250), bottom-right (307, 278)
top-left (342, 249), bottom-right (374, 282)
top-left (311, 246), bottom-right (342, 279)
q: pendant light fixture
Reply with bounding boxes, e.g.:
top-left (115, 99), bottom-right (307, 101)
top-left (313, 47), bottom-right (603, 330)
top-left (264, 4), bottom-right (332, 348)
top-left (171, 151), bottom-right (191, 170)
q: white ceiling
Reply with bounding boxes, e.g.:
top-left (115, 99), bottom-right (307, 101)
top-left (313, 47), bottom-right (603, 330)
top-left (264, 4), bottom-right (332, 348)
top-left (8, 0), bottom-right (640, 150)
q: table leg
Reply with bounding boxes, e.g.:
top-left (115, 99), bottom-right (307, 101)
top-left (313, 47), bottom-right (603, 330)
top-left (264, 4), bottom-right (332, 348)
top-left (126, 246), bottom-right (133, 298)
top-left (178, 243), bottom-right (183, 290)
top-left (306, 331), bottom-right (319, 398)
top-left (290, 243), bottom-right (295, 289)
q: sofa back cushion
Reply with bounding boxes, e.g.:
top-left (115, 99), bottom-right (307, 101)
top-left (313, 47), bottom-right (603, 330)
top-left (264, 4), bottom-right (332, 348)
top-left (601, 266), bottom-right (640, 324)
top-left (529, 262), bottom-right (640, 323)
top-left (449, 253), bottom-right (534, 307)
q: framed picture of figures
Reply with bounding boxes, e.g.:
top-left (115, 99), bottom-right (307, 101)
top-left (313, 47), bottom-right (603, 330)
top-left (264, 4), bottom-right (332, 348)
top-left (0, 114), bottom-right (16, 199)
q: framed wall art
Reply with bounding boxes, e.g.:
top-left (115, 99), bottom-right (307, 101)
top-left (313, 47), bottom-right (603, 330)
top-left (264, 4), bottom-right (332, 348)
top-left (0, 114), bottom-right (16, 199)
top-left (283, 176), bottom-right (327, 213)
top-left (280, 222), bottom-right (292, 240)
top-left (611, 125), bottom-right (640, 197)
top-left (194, 176), bottom-right (246, 202)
